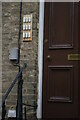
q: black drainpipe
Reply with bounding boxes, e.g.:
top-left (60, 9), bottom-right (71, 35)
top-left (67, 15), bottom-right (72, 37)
top-left (17, 0), bottom-right (23, 120)
top-left (18, 0), bottom-right (22, 69)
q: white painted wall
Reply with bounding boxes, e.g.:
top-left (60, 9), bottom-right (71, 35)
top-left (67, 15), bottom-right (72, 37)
top-left (37, 1), bottom-right (44, 119)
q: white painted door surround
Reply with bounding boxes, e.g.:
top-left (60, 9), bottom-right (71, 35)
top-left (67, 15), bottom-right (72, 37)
top-left (37, 1), bottom-right (44, 119)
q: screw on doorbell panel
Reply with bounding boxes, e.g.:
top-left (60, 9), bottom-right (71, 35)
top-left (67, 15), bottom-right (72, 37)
top-left (26, 25), bottom-right (28, 30)
top-left (23, 17), bottom-right (26, 23)
top-left (28, 32), bottom-right (31, 38)
top-left (29, 17), bottom-right (31, 22)
top-left (23, 25), bottom-right (25, 30)
top-left (23, 32), bottom-right (25, 38)
top-left (28, 25), bottom-right (31, 30)
top-left (26, 17), bottom-right (28, 23)
top-left (26, 32), bottom-right (28, 38)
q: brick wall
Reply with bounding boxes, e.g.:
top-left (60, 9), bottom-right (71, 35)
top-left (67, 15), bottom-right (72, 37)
top-left (2, 2), bottom-right (39, 119)
top-left (0, 1), bottom-right (2, 119)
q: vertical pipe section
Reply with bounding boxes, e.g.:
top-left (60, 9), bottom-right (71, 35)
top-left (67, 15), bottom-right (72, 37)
top-left (24, 106), bottom-right (26, 120)
top-left (17, 73), bottom-right (23, 120)
top-left (17, 1), bottom-right (23, 120)
top-left (2, 101), bottom-right (6, 120)
top-left (18, 1), bottom-right (22, 68)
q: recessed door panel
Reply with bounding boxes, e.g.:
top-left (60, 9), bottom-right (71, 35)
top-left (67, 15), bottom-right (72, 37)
top-left (49, 3), bottom-right (74, 49)
top-left (48, 66), bottom-right (73, 103)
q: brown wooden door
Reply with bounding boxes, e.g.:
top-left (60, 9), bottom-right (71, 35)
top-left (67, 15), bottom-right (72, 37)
top-left (43, 2), bottom-right (80, 119)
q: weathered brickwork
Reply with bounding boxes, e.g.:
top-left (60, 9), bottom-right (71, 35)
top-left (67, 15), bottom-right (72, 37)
top-left (2, 2), bottom-right (39, 119)
top-left (0, 1), bottom-right (2, 119)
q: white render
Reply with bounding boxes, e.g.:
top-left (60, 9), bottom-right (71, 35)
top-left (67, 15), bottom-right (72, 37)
top-left (37, 1), bottom-right (44, 119)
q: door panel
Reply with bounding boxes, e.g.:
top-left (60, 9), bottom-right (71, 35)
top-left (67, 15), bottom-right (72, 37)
top-left (47, 66), bottom-right (73, 103)
top-left (43, 2), bottom-right (79, 119)
top-left (48, 3), bottom-right (74, 49)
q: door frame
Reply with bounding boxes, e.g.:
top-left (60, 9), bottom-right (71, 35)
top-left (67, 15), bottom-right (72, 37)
top-left (37, 1), bottom-right (44, 119)
top-left (37, 1), bottom-right (80, 119)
